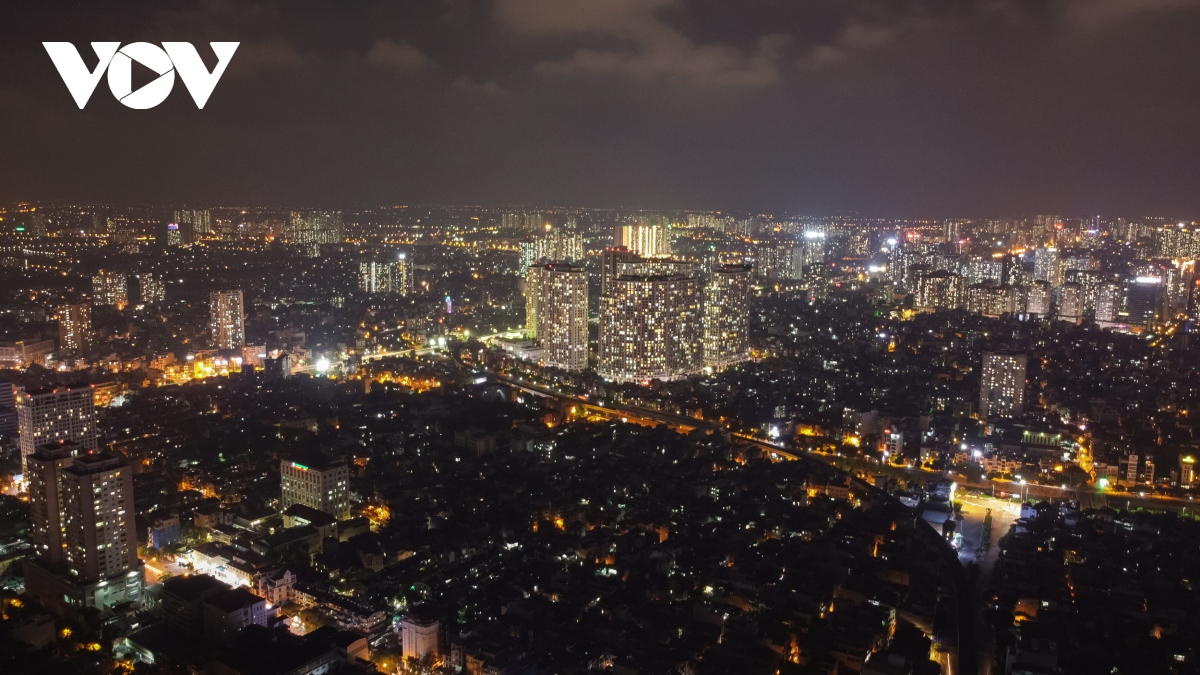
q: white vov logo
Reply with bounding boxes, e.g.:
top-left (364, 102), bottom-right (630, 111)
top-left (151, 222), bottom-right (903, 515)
top-left (43, 42), bottom-right (239, 109)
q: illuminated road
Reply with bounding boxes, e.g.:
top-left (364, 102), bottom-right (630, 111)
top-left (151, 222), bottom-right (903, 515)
top-left (955, 495), bottom-right (1020, 675)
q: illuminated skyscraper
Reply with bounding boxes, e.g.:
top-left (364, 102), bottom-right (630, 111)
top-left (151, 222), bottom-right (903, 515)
top-left (58, 302), bottom-right (91, 353)
top-left (16, 385), bottom-right (97, 471)
top-left (1163, 264), bottom-right (1191, 317)
top-left (503, 212), bottom-right (544, 232)
top-left (618, 224), bottom-right (670, 258)
top-left (281, 456), bottom-right (350, 520)
top-left (60, 452), bottom-right (139, 582)
top-left (944, 220), bottom-right (963, 243)
top-left (359, 253), bottom-right (414, 295)
top-left (599, 273), bottom-right (701, 382)
top-left (963, 258), bottom-right (1004, 285)
top-left (529, 264), bottom-right (589, 371)
top-left (979, 352), bottom-right (1027, 419)
top-left (914, 272), bottom-right (965, 310)
top-left (27, 439), bottom-right (82, 563)
top-left (1002, 254), bottom-right (1026, 287)
top-left (1025, 281), bottom-right (1052, 317)
top-left (525, 265), bottom-right (544, 337)
top-left (800, 231), bottom-right (827, 277)
top-left (165, 223), bottom-right (184, 246)
top-left (600, 246), bottom-right (640, 296)
top-left (91, 271), bottom-right (128, 309)
top-left (755, 242), bottom-right (802, 280)
top-left (1033, 247), bottom-right (1061, 287)
top-left (286, 211), bottom-right (343, 257)
top-left (519, 226), bottom-right (583, 273)
top-left (702, 265), bottom-right (752, 371)
top-left (1095, 280), bottom-right (1123, 325)
top-left (1032, 215), bottom-right (1061, 244)
top-left (1064, 269), bottom-right (1104, 313)
top-left (137, 273), bottom-right (165, 304)
top-left (1057, 282), bottom-right (1083, 323)
top-left (966, 284), bottom-right (1019, 318)
top-left (28, 211), bottom-right (49, 237)
top-left (614, 258), bottom-right (697, 279)
top-left (1124, 275), bottom-right (1163, 326)
top-left (174, 209), bottom-right (212, 235)
top-left (904, 262), bottom-right (933, 293)
top-left (25, 446), bottom-right (143, 615)
top-left (209, 290), bottom-right (245, 350)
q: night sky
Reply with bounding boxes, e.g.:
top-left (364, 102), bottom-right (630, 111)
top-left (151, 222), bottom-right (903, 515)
top-left (3, 0), bottom-right (1200, 215)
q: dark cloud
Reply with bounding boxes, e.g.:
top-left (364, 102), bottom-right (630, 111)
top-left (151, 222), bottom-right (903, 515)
top-left (2, 0), bottom-right (1200, 215)
top-left (364, 39), bottom-right (433, 71)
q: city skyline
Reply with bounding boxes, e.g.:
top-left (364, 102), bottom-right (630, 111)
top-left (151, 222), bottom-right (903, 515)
top-left (4, 4), bottom-right (1200, 674)
top-left (3, 199), bottom-right (1200, 675)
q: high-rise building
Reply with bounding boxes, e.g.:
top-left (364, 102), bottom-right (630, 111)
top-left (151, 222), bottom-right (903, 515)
top-left (1032, 215), bottom-right (1061, 244)
top-left (137, 273), bottom-right (165, 304)
top-left (174, 209), bottom-right (213, 235)
top-left (359, 253), bottom-right (414, 295)
top-left (24, 447), bottom-right (143, 616)
top-left (800, 232), bottom-right (827, 278)
top-left (0, 381), bottom-right (15, 438)
top-left (618, 224), bottom-right (670, 258)
top-left (902, 256), bottom-right (932, 291)
top-left (1057, 282), bottom-right (1083, 323)
top-left (165, 222), bottom-right (185, 246)
top-left (1064, 269), bottom-right (1104, 313)
top-left (286, 211), bottom-right (343, 257)
top-left (966, 284), bottom-right (1020, 318)
top-left (1062, 256), bottom-right (1099, 274)
top-left (600, 246), bottom-right (641, 296)
top-left (914, 272), bottom-right (965, 310)
top-left (614, 258), bottom-right (697, 279)
top-left (527, 264), bottom-right (589, 371)
top-left (360, 259), bottom-right (388, 294)
top-left (209, 290), bottom-right (245, 350)
top-left (1125, 275), bottom-right (1163, 326)
top-left (944, 220), bottom-right (963, 243)
top-left (27, 439), bottom-right (83, 563)
top-left (519, 226), bottom-right (583, 273)
top-left (280, 456), bottom-right (350, 520)
top-left (525, 263), bottom-right (544, 336)
top-left (16, 385), bottom-right (97, 471)
top-left (754, 242), bottom-right (802, 280)
top-left (1163, 265), bottom-right (1190, 317)
top-left (599, 273), bottom-right (701, 382)
top-left (503, 212), bottom-right (543, 232)
top-left (1033, 247), bottom-right (1061, 287)
top-left (979, 353), bottom-right (1027, 419)
top-left (60, 452), bottom-right (138, 581)
top-left (1002, 255), bottom-right (1026, 287)
top-left (28, 212), bottom-right (49, 237)
top-left (524, 265), bottom-right (544, 338)
top-left (58, 302), bottom-right (91, 353)
top-left (1025, 281), bottom-right (1052, 317)
top-left (963, 258), bottom-right (1004, 285)
top-left (91, 271), bottom-right (128, 309)
top-left (702, 265), bottom-right (752, 371)
top-left (1095, 280), bottom-right (1123, 325)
